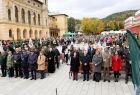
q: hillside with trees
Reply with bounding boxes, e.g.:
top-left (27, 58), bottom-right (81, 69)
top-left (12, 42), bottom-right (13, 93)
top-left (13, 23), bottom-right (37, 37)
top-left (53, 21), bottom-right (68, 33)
top-left (68, 10), bottom-right (138, 34)
top-left (103, 10), bottom-right (138, 21)
top-left (102, 10), bottom-right (138, 31)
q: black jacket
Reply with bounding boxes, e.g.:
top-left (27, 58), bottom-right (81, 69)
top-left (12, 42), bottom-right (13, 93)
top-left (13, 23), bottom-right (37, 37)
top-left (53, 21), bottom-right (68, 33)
top-left (80, 54), bottom-right (90, 71)
top-left (70, 52), bottom-right (80, 72)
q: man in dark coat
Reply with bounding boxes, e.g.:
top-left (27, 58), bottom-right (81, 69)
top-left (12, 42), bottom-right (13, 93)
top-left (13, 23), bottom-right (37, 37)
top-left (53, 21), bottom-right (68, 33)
top-left (47, 48), bottom-right (55, 73)
top-left (123, 47), bottom-right (132, 84)
top-left (87, 45), bottom-right (96, 62)
top-left (28, 50), bottom-right (38, 80)
top-left (53, 47), bottom-right (60, 69)
top-left (13, 48), bottom-right (23, 78)
top-left (0, 51), bottom-right (7, 77)
top-left (21, 49), bottom-right (29, 79)
top-left (80, 49), bottom-right (90, 81)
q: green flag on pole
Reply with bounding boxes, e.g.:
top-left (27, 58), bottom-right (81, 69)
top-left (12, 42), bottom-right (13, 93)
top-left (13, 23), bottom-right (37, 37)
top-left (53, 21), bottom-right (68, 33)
top-left (127, 30), bottom-right (140, 90)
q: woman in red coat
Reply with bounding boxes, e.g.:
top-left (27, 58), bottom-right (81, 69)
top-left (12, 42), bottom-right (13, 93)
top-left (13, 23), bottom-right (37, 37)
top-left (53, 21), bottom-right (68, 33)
top-left (112, 51), bottom-right (122, 82)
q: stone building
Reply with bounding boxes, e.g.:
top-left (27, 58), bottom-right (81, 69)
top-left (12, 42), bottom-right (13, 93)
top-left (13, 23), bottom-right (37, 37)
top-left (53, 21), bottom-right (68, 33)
top-left (48, 13), bottom-right (68, 37)
top-left (0, 0), bottom-right (68, 40)
top-left (0, 0), bottom-right (49, 40)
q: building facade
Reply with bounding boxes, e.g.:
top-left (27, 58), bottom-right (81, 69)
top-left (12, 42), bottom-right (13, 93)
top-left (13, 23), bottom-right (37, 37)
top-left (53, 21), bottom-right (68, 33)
top-left (48, 14), bottom-right (68, 37)
top-left (0, 0), bottom-right (68, 40)
top-left (0, 0), bottom-right (49, 40)
top-left (124, 10), bottom-right (140, 35)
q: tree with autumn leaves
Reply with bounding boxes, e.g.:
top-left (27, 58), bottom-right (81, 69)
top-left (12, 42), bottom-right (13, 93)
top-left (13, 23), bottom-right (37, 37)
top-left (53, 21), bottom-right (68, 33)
top-left (81, 18), bottom-right (104, 34)
top-left (68, 17), bottom-right (124, 34)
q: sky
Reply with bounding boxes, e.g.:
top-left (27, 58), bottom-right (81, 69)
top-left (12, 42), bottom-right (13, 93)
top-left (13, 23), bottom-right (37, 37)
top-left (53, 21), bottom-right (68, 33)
top-left (48, 0), bottom-right (140, 19)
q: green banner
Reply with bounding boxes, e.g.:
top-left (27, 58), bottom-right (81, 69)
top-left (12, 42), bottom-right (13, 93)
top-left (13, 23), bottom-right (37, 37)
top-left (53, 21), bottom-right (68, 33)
top-left (127, 30), bottom-right (140, 88)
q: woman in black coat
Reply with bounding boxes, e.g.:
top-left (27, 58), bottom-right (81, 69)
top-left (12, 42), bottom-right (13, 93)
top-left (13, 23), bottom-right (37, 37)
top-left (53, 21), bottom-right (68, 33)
top-left (47, 48), bottom-right (55, 73)
top-left (70, 50), bottom-right (80, 80)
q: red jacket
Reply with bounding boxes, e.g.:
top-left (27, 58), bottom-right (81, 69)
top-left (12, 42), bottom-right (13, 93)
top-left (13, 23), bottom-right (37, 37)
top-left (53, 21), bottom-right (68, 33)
top-left (112, 55), bottom-right (122, 72)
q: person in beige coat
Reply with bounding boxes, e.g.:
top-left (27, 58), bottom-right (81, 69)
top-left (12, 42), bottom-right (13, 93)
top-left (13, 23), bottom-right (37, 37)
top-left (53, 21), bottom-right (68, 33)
top-left (37, 52), bottom-right (46, 79)
top-left (102, 47), bottom-right (111, 82)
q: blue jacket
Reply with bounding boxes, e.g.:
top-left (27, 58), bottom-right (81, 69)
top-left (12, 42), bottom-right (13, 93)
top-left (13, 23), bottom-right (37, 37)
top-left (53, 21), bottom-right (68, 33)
top-left (21, 52), bottom-right (29, 66)
top-left (28, 53), bottom-right (37, 65)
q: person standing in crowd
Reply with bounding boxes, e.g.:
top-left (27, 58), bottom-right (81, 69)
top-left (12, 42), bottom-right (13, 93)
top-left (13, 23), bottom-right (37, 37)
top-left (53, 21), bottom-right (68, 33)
top-left (37, 52), bottom-right (46, 79)
top-left (21, 49), bottom-right (29, 79)
top-left (28, 50), bottom-right (38, 80)
top-left (112, 51), bottom-right (122, 82)
top-left (80, 49), bottom-right (90, 81)
top-left (0, 51), bottom-right (7, 77)
top-left (92, 49), bottom-right (103, 82)
top-left (64, 46), bottom-right (69, 65)
top-left (47, 47), bottom-right (55, 73)
top-left (111, 44), bottom-right (116, 54)
top-left (7, 51), bottom-right (14, 77)
top-left (62, 44), bottom-right (66, 64)
top-left (53, 47), bottom-right (60, 68)
top-left (70, 48), bottom-right (80, 81)
top-left (102, 47), bottom-right (111, 82)
top-left (88, 44), bottom-right (96, 62)
top-left (123, 46), bottom-right (132, 84)
top-left (116, 45), bottom-right (123, 57)
top-left (13, 48), bottom-right (23, 78)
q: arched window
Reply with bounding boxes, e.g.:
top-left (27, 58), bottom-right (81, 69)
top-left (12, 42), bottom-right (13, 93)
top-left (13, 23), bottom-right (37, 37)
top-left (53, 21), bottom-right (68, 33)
top-left (8, 9), bottom-right (11, 21)
top-left (35, 30), bottom-right (38, 39)
top-left (15, 6), bottom-right (18, 22)
top-left (28, 11), bottom-right (31, 24)
top-left (23, 29), bottom-right (27, 39)
top-left (38, 14), bottom-right (40, 25)
top-left (29, 29), bottom-right (33, 38)
top-left (29, 30), bottom-right (32, 38)
top-left (17, 28), bottom-right (21, 40)
top-left (21, 8), bottom-right (25, 23)
top-left (39, 31), bottom-right (42, 38)
top-left (9, 29), bottom-right (12, 38)
top-left (33, 12), bottom-right (36, 25)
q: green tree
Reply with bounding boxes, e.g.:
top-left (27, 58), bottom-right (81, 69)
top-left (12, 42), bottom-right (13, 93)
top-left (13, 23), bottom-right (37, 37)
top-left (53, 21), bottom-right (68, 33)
top-left (68, 17), bottom-right (76, 32)
top-left (81, 18), bottom-right (104, 34)
top-left (108, 21), bottom-right (115, 30)
top-left (118, 21), bottom-right (124, 29)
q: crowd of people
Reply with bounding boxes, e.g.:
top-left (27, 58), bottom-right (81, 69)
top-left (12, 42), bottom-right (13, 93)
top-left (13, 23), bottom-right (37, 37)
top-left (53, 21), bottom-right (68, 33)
top-left (0, 34), bottom-right (132, 84)
top-left (68, 33), bottom-right (132, 83)
top-left (0, 38), bottom-right (63, 80)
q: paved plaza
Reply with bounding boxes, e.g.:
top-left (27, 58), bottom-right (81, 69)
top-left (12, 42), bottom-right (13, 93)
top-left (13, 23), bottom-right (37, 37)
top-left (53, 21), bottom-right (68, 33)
top-left (0, 63), bottom-right (135, 95)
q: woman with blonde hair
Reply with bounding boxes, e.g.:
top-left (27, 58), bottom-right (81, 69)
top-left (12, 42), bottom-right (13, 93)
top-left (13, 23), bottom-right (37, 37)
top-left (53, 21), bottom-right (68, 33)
top-left (37, 51), bottom-right (46, 79)
top-left (92, 49), bottom-right (103, 82)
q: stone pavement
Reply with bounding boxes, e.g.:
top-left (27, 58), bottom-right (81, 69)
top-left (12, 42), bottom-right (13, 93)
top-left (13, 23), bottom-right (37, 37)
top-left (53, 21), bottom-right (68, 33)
top-left (0, 64), bottom-right (135, 95)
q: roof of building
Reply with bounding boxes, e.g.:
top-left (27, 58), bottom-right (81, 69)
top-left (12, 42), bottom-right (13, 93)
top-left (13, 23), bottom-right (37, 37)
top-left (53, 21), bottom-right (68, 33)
top-left (135, 10), bottom-right (140, 16)
top-left (48, 15), bottom-right (56, 18)
top-left (125, 16), bottom-right (135, 23)
top-left (48, 12), bottom-right (68, 17)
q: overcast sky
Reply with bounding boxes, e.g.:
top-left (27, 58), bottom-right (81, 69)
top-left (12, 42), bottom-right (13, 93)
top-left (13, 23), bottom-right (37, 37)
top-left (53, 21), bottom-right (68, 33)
top-left (48, 0), bottom-right (140, 19)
